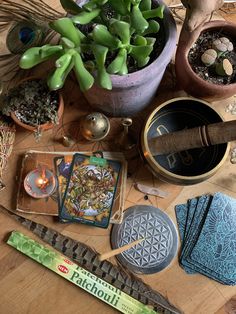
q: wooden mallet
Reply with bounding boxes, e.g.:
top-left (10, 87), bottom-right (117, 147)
top-left (148, 120), bottom-right (236, 156)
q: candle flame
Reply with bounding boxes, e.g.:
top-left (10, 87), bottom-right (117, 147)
top-left (35, 176), bottom-right (49, 190)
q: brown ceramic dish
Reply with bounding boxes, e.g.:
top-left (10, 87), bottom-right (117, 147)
top-left (175, 21), bottom-right (236, 101)
top-left (141, 97), bottom-right (230, 185)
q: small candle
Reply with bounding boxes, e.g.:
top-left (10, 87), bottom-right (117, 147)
top-left (24, 167), bottom-right (56, 199)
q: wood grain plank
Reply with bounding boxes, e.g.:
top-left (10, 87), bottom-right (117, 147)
top-left (0, 1), bottom-right (236, 314)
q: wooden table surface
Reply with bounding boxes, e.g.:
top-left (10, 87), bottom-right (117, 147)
top-left (0, 1), bottom-right (236, 314)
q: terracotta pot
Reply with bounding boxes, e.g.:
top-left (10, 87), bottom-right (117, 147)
top-left (175, 20), bottom-right (236, 101)
top-left (83, 0), bottom-right (177, 117)
top-left (10, 78), bottom-right (64, 132)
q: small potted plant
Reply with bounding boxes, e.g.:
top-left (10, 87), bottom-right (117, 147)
top-left (175, 20), bottom-right (236, 101)
top-left (19, 0), bottom-right (176, 116)
top-left (0, 78), bottom-right (64, 140)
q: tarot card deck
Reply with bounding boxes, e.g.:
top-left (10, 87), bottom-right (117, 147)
top-left (17, 150), bottom-right (126, 224)
top-left (58, 153), bottom-right (122, 228)
top-left (175, 192), bottom-right (236, 285)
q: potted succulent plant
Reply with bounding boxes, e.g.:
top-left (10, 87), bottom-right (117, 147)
top-left (0, 78), bottom-right (64, 140)
top-left (175, 20), bottom-right (236, 101)
top-left (19, 0), bottom-right (176, 116)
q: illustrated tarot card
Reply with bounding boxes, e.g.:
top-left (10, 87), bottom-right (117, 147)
top-left (54, 155), bottom-right (74, 216)
top-left (59, 153), bottom-right (121, 228)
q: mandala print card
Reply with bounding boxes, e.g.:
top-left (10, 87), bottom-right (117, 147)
top-left (60, 153), bottom-right (121, 228)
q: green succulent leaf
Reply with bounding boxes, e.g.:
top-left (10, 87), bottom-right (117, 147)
top-left (131, 4), bottom-right (148, 34)
top-left (72, 8), bottom-right (101, 25)
top-left (146, 37), bottom-right (156, 46)
top-left (118, 53), bottom-right (128, 75)
top-left (60, 0), bottom-right (82, 15)
top-left (107, 48), bottom-right (127, 74)
top-left (83, 2), bottom-right (96, 11)
top-left (20, 46), bottom-right (60, 69)
top-left (142, 20), bottom-right (160, 35)
top-left (55, 53), bottom-right (72, 68)
top-left (60, 37), bottom-right (75, 49)
top-left (39, 45), bottom-right (63, 58)
top-left (73, 52), bottom-right (94, 91)
top-left (123, 0), bottom-right (132, 11)
top-left (131, 0), bottom-right (141, 4)
top-left (49, 18), bottom-right (85, 46)
top-left (92, 44), bottom-right (112, 90)
top-left (83, 0), bottom-right (108, 11)
top-left (97, 67), bottom-right (112, 89)
top-left (110, 20), bottom-right (130, 45)
top-left (142, 4), bottom-right (165, 19)
top-left (108, 0), bottom-right (128, 15)
top-left (133, 35), bottom-right (147, 46)
top-left (92, 24), bottom-right (120, 49)
top-left (137, 56), bottom-right (150, 67)
top-left (130, 44), bottom-right (153, 59)
top-left (92, 44), bottom-right (108, 70)
top-left (47, 53), bottom-right (74, 90)
top-left (139, 0), bottom-right (151, 11)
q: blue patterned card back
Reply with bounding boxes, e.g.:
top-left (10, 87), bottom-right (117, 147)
top-left (189, 192), bottom-right (236, 284)
top-left (175, 198), bottom-right (198, 247)
top-left (175, 203), bottom-right (188, 245)
top-left (180, 194), bottom-right (211, 275)
top-left (175, 193), bottom-right (236, 284)
top-left (184, 198), bottom-right (198, 244)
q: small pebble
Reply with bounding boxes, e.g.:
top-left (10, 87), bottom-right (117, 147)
top-left (226, 102), bottom-right (236, 115)
top-left (230, 157), bottom-right (236, 164)
top-left (230, 147), bottom-right (236, 163)
top-left (144, 195), bottom-right (149, 200)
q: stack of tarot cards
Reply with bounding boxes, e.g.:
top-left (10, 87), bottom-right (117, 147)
top-left (175, 192), bottom-right (236, 285)
top-left (55, 153), bottom-right (122, 229)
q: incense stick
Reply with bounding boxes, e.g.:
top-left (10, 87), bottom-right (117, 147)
top-left (99, 238), bottom-right (145, 262)
top-left (7, 231), bottom-right (156, 314)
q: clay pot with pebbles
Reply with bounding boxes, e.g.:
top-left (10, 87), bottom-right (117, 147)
top-left (175, 21), bottom-right (236, 101)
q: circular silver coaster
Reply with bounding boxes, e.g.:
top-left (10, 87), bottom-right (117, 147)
top-left (111, 205), bottom-right (178, 274)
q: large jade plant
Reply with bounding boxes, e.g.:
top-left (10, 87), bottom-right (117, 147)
top-left (20, 0), bottom-right (164, 92)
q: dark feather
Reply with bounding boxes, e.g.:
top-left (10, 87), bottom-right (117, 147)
top-left (0, 205), bottom-right (182, 314)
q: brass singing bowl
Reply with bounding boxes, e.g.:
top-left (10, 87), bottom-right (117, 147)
top-left (141, 97), bottom-right (230, 185)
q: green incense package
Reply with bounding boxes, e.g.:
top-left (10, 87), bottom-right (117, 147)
top-left (7, 231), bottom-right (156, 314)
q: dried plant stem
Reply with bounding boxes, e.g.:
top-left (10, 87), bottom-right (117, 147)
top-left (0, 118), bottom-right (15, 191)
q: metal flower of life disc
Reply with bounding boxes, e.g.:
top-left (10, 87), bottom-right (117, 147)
top-left (111, 205), bottom-right (178, 274)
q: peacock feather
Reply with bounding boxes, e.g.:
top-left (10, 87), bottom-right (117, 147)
top-left (0, 0), bottom-right (65, 89)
